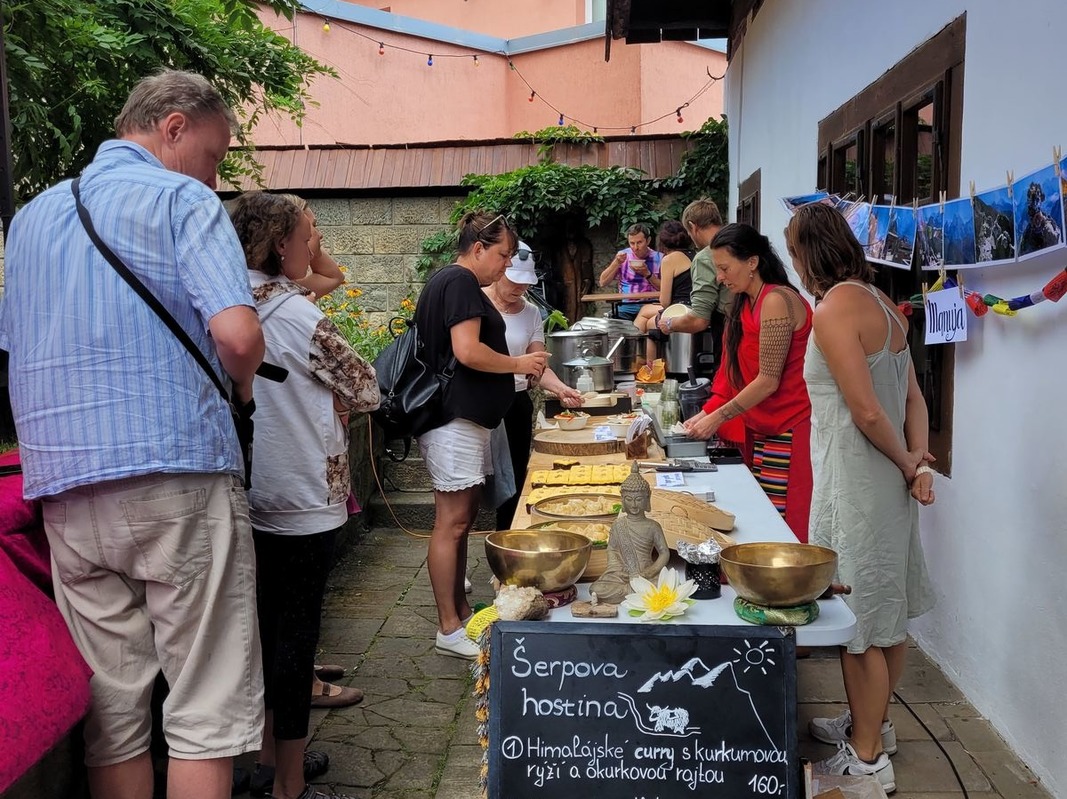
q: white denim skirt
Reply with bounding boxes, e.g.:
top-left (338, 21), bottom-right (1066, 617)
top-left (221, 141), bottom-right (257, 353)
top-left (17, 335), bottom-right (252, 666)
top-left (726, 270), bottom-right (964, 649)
top-left (417, 418), bottom-right (493, 492)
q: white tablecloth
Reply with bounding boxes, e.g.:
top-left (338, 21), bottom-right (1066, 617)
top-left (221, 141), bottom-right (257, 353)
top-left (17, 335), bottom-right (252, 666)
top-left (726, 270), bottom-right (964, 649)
top-left (548, 460), bottom-right (857, 647)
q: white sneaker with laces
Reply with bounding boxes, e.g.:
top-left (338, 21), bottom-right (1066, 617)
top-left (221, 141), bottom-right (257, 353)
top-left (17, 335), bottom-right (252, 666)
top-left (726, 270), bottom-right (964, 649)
top-left (435, 628), bottom-right (480, 659)
top-left (813, 742), bottom-right (896, 793)
top-left (464, 577), bottom-right (473, 594)
top-left (809, 709), bottom-right (897, 755)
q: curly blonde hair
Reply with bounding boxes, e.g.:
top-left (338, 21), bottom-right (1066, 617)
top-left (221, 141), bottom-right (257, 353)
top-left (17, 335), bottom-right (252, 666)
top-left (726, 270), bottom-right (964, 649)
top-left (227, 192), bottom-right (303, 276)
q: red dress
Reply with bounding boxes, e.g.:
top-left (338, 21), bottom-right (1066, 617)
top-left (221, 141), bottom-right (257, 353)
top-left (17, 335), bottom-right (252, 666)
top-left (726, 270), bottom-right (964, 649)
top-left (703, 285), bottom-right (813, 542)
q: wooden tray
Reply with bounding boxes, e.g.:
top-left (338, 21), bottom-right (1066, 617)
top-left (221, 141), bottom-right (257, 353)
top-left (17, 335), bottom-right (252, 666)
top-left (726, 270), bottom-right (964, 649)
top-left (532, 429), bottom-right (626, 456)
top-left (650, 488), bottom-right (736, 532)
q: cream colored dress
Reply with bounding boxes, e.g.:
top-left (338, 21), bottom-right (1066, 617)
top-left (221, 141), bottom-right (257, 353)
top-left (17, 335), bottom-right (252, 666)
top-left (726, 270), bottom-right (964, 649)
top-left (804, 282), bottom-right (935, 654)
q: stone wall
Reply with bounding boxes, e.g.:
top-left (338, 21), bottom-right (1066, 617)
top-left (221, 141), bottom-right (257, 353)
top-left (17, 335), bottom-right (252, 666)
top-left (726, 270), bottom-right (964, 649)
top-left (307, 193), bottom-right (629, 323)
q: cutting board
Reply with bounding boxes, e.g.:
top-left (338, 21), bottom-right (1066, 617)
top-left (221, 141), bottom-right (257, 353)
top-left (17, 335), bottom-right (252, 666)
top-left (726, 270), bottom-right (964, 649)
top-left (532, 429), bottom-right (627, 456)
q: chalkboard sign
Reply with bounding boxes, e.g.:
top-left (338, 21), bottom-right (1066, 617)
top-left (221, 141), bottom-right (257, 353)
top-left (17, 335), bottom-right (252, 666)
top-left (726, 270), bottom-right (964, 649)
top-left (488, 621), bottom-right (798, 799)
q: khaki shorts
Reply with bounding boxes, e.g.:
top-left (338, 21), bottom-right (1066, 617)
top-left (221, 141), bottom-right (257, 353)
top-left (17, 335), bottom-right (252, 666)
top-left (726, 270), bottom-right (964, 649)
top-left (42, 473), bottom-right (264, 766)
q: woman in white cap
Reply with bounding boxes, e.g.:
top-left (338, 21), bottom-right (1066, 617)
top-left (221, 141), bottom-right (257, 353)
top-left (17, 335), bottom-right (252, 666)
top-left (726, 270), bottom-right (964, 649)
top-left (484, 242), bottom-right (583, 529)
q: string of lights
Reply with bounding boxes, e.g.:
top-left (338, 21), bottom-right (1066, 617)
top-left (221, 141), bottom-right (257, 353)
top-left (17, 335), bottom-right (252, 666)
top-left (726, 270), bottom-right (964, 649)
top-left (318, 16), bottom-right (724, 134)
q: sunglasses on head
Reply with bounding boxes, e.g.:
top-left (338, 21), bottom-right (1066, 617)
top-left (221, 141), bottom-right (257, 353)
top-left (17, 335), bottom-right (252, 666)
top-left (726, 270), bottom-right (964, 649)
top-left (476, 213), bottom-right (512, 233)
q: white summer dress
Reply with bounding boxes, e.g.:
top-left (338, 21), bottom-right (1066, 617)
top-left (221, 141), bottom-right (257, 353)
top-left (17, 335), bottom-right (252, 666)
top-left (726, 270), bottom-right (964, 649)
top-left (804, 282), bottom-right (935, 654)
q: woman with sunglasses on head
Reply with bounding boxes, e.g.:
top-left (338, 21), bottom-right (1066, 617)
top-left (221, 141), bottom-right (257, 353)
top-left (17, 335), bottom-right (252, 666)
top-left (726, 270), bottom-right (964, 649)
top-left (484, 242), bottom-right (583, 531)
top-left (414, 213), bottom-right (549, 659)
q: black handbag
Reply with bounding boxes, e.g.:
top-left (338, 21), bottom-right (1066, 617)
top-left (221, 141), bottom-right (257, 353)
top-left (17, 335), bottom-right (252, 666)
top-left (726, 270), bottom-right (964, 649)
top-left (371, 319), bottom-right (455, 441)
top-left (70, 177), bottom-right (286, 489)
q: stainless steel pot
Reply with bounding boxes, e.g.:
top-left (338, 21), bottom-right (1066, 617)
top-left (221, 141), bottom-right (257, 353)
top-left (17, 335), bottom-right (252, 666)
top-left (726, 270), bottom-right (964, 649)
top-left (561, 354), bottom-right (614, 392)
top-left (572, 317), bottom-right (646, 375)
top-left (546, 330), bottom-right (608, 376)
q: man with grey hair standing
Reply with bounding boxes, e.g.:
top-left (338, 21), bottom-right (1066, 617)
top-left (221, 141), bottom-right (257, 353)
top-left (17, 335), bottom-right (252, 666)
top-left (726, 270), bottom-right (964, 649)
top-left (0, 71), bottom-right (265, 799)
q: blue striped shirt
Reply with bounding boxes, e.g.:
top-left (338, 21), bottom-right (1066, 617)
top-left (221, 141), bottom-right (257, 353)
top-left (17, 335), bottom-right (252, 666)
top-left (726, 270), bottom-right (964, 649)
top-left (0, 140), bottom-right (254, 498)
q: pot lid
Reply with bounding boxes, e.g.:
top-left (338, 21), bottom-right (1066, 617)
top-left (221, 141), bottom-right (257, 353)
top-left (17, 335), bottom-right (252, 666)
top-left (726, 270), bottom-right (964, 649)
top-left (548, 329), bottom-right (608, 339)
top-left (679, 377), bottom-right (711, 392)
top-left (563, 354), bottom-right (613, 367)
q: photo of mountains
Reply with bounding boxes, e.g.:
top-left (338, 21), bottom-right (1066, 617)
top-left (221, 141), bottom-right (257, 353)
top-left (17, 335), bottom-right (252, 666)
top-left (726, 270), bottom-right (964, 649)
top-left (1012, 164), bottom-right (1064, 260)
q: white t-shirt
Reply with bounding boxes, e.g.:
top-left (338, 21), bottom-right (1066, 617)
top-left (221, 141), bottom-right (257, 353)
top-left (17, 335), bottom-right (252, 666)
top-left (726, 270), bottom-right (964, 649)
top-left (500, 299), bottom-right (545, 391)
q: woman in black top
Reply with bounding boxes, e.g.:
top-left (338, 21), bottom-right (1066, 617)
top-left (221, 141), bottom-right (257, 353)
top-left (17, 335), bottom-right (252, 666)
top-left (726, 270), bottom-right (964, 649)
top-left (634, 220), bottom-right (695, 363)
top-left (414, 212), bottom-right (549, 659)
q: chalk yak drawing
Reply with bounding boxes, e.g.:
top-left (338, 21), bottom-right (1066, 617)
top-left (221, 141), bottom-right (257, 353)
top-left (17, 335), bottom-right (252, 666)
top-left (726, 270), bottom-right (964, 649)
top-left (647, 704), bottom-right (690, 733)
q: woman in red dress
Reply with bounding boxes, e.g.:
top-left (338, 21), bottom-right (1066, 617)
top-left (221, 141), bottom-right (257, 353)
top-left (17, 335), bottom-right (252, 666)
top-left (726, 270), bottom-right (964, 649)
top-left (683, 223), bottom-right (813, 542)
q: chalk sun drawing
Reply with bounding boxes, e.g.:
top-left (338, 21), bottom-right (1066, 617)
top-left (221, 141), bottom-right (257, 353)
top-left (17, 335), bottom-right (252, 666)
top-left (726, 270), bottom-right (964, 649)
top-left (733, 639), bottom-right (776, 676)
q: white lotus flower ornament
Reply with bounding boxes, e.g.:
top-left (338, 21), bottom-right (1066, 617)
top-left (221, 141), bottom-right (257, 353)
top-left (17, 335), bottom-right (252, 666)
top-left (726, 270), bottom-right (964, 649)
top-left (620, 567), bottom-right (696, 621)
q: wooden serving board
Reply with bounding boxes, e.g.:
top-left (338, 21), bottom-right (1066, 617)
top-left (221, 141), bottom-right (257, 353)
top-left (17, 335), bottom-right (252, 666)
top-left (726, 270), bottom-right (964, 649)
top-left (532, 429), bottom-right (627, 456)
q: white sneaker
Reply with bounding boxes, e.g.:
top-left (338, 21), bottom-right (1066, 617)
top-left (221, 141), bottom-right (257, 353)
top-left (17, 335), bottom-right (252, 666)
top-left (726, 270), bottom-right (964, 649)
top-left (813, 742), bottom-right (896, 794)
top-left (464, 577), bottom-right (473, 594)
top-left (435, 629), bottom-right (480, 660)
top-left (809, 709), bottom-right (897, 755)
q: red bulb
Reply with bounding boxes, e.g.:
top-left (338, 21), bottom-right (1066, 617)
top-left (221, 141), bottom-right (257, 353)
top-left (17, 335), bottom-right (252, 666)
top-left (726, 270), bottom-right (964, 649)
top-left (677, 115), bottom-right (684, 123)
top-left (378, 43), bottom-right (385, 55)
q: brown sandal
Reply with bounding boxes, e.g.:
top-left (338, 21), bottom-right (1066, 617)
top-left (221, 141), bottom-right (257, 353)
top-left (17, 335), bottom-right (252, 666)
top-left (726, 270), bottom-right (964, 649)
top-left (310, 681), bottom-right (364, 708)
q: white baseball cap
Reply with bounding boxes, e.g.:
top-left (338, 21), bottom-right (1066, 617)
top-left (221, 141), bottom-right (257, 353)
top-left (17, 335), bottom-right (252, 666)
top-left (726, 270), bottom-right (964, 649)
top-left (505, 242), bottom-right (538, 285)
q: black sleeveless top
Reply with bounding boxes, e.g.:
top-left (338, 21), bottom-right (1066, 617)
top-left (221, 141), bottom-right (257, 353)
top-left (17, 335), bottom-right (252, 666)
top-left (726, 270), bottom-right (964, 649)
top-left (669, 267), bottom-right (693, 306)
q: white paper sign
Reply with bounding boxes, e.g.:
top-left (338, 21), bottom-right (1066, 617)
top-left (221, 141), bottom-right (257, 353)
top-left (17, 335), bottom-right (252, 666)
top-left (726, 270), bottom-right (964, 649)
top-left (924, 287), bottom-right (968, 345)
top-left (655, 472), bottom-right (686, 487)
top-left (592, 425), bottom-right (615, 441)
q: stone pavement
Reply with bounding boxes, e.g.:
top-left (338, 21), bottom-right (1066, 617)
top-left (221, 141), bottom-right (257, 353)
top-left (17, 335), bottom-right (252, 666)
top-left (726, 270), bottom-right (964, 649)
top-left (299, 527), bottom-right (1053, 799)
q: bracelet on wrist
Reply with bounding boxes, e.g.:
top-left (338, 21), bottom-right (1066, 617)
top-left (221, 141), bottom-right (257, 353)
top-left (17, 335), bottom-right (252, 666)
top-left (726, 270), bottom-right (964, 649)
top-left (914, 464), bottom-right (934, 477)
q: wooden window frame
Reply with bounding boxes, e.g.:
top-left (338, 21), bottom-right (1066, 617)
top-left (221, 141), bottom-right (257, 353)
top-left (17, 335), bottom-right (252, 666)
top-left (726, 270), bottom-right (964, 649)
top-left (737, 168), bottom-right (761, 228)
top-left (816, 14), bottom-right (965, 474)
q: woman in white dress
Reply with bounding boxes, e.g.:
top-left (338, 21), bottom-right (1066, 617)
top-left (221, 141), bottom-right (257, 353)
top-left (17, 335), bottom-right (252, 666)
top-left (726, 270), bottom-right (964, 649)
top-left (785, 203), bottom-right (936, 794)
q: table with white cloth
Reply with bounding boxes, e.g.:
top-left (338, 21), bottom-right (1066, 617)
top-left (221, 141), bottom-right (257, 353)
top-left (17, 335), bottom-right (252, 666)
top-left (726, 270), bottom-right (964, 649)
top-left (510, 451), bottom-right (856, 646)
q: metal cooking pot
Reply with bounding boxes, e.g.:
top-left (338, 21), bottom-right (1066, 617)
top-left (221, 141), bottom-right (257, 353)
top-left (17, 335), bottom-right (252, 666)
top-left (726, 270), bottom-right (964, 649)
top-left (561, 354), bottom-right (614, 392)
top-left (546, 329), bottom-right (608, 376)
top-left (572, 317), bottom-right (646, 375)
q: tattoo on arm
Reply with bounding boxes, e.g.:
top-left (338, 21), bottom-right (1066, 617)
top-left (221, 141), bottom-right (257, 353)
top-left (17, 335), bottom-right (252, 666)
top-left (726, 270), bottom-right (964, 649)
top-left (759, 316), bottom-right (794, 378)
top-left (719, 399), bottom-right (745, 420)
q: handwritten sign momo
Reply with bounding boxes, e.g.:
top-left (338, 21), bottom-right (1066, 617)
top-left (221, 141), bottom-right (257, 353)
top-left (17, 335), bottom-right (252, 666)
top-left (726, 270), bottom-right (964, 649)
top-left (488, 622), bottom-right (798, 799)
top-left (924, 286), bottom-right (968, 345)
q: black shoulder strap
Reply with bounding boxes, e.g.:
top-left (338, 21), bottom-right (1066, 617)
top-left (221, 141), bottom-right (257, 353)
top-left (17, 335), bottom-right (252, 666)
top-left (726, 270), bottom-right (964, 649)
top-left (71, 176), bottom-right (232, 401)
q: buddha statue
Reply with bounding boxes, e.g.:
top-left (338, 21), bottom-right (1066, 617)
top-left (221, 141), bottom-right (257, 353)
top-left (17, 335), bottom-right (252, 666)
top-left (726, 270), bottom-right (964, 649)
top-left (590, 463), bottom-right (670, 603)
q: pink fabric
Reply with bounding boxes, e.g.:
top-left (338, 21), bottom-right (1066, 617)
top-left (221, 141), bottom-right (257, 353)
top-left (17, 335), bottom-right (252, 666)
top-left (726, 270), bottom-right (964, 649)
top-left (0, 450), bottom-right (51, 593)
top-left (0, 450), bottom-right (92, 793)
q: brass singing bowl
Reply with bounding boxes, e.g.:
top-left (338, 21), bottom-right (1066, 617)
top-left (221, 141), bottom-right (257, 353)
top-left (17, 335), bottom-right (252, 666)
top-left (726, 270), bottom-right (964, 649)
top-left (485, 530), bottom-right (592, 593)
top-left (719, 543), bottom-right (837, 607)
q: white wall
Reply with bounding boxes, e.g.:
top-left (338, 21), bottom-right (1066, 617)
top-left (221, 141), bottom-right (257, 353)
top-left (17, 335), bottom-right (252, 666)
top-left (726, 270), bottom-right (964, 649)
top-left (725, 1), bottom-right (1067, 793)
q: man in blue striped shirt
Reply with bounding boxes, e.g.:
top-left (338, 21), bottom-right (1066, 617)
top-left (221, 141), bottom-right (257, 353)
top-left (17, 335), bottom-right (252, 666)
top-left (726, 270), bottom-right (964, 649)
top-left (0, 71), bottom-right (266, 799)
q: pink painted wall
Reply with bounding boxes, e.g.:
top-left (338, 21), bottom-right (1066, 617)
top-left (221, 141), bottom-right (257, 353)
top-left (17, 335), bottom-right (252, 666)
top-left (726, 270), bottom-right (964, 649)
top-left (345, 0), bottom-right (588, 37)
top-left (250, 10), bottom-right (724, 147)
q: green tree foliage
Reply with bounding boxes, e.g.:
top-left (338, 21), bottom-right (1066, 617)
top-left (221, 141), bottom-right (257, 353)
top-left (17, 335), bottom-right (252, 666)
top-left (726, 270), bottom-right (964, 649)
top-left (2, 0), bottom-right (333, 203)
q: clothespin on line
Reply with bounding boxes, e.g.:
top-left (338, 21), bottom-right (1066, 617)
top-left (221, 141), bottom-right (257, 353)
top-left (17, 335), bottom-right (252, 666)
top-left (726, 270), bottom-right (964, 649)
top-left (1006, 170), bottom-right (1014, 199)
top-left (922, 281), bottom-right (929, 304)
top-left (1055, 147), bottom-right (1063, 178)
top-left (968, 181), bottom-right (976, 200)
top-left (957, 271), bottom-right (964, 299)
top-left (939, 190), bottom-right (947, 213)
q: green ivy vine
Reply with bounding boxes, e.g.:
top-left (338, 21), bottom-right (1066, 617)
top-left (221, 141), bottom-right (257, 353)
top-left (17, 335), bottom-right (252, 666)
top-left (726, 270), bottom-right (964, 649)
top-left (415, 118), bottom-right (729, 279)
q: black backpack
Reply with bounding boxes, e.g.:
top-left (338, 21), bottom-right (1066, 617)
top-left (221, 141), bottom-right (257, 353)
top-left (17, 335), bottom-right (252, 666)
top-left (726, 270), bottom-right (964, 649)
top-left (371, 319), bottom-right (455, 442)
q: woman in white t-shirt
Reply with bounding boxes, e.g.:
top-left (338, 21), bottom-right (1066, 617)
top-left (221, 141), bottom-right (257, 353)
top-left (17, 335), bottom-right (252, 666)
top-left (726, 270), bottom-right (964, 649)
top-left (483, 243), bottom-right (583, 529)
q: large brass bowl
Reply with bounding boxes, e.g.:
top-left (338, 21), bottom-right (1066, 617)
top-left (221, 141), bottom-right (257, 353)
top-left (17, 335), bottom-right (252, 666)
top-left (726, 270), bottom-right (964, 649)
top-left (484, 530), bottom-right (592, 593)
top-left (719, 543), bottom-right (837, 607)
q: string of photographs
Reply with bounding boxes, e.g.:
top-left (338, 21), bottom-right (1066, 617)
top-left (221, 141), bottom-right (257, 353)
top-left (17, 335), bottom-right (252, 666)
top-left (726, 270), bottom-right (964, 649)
top-left (781, 147), bottom-right (1067, 271)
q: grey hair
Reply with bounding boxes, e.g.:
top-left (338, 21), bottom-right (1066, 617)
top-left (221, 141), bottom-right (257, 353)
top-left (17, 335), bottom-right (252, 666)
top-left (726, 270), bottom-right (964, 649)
top-left (114, 70), bottom-right (240, 137)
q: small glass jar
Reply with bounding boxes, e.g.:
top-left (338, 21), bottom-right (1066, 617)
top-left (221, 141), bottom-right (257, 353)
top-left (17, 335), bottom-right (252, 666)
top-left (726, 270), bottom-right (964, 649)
top-left (659, 399), bottom-right (680, 428)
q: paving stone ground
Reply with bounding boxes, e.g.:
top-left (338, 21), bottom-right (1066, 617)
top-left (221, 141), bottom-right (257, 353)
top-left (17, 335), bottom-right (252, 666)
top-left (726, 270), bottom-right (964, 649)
top-left (302, 528), bottom-right (1053, 799)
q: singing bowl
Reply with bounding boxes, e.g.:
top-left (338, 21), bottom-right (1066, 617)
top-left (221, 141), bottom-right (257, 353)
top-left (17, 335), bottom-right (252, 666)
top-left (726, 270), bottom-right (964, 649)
top-left (719, 543), bottom-right (837, 607)
top-left (485, 530), bottom-right (592, 593)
